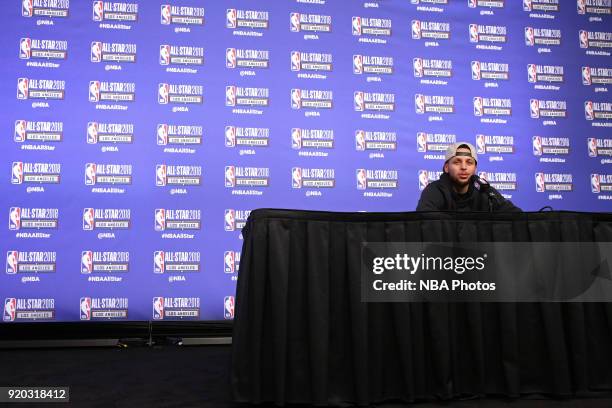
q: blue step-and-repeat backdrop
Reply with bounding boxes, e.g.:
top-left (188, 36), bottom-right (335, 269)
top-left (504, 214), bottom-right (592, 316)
top-left (1, 0), bottom-right (611, 322)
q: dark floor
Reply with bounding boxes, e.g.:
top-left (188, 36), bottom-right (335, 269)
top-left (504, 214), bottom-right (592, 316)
top-left (1, 345), bottom-right (612, 408)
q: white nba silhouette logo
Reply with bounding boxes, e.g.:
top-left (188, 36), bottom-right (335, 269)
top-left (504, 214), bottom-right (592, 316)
top-left (224, 209), bottom-right (235, 231)
top-left (577, 0), bottom-right (586, 14)
top-left (158, 83), bottom-right (169, 104)
top-left (91, 41), bottom-right (102, 62)
top-left (417, 132), bottom-right (427, 152)
top-left (418, 170), bottom-right (428, 191)
top-left (20, 38), bottom-right (31, 59)
top-left (469, 24), bottom-right (479, 43)
top-left (87, 122), bottom-right (98, 144)
top-left (291, 51), bottom-right (301, 71)
top-left (355, 130), bottom-right (366, 151)
top-left (354, 91), bottom-right (364, 111)
top-left (81, 251), bottom-right (93, 274)
top-left (292, 167), bottom-right (302, 189)
top-left (160, 45), bottom-right (170, 65)
top-left (4, 298), bottom-right (16, 322)
top-left (155, 209), bottom-right (166, 231)
top-left (153, 297), bottom-right (164, 320)
top-left (291, 88), bottom-right (301, 109)
top-left (6, 251), bottom-right (18, 274)
top-left (353, 54), bottom-right (363, 74)
top-left (14, 120), bottom-right (27, 142)
top-left (413, 58), bottom-right (423, 77)
top-left (585, 101), bottom-right (594, 120)
top-left (525, 27), bottom-right (535, 46)
top-left (22, 0), bottom-right (33, 17)
top-left (473, 97), bottom-right (484, 116)
top-left (80, 297), bottom-right (91, 320)
top-left (157, 124), bottom-right (168, 146)
top-left (85, 163), bottom-right (97, 185)
top-left (591, 174), bottom-right (601, 193)
top-left (535, 173), bottom-right (545, 192)
top-left (226, 86), bottom-right (236, 106)
top-left (224, 296), bottom-right (235, 319)
top-left (468, 0), bottom-right (478, 8)
top-left (225, 126), bottom-right (236, 147)
top-left (530, 99), bottom-right (540, 118)
top-left (161, 5), bottom-right (171, 24)
top-left (291, 128), bottom-right (302, 149)
top-left (411, 20), bottom-right (421, 39)
top-left (415, 94), bottom-right (425, 114)
top-left (352, 16), bottom-right (361, 35)
top-left (154, 251), bottom-right (165, 274)
top-left (356, 169), bottom-right (367, 190)
top-left (89, 81), bottom-right (100, 102)
top-left (224, 251), bottom-right (235, 273)
top-left (11, 162), bottom-right (23, 184)
top-left (471, 61), bottom-right (481, 80)
top-left (93, 1), bottom-right (103, 21)
top-left (290, 12), bottom-right (300, 32)
top-left (83, 208), bottom-right (95, 230)
top-left (582, 67), bottom-right (591, 85)
top-left (532, 136), bottom-right (543, 156)
top-left (588, 138), bottom-right (598, 157)
top-left (579, 30), bottom-right (588, 48)
top-left (476, 135), bottom-right (486, 154)
top-left (226, 48), bottom-right (237, 68)
top-left (227, 9), bottom-right (237, 28)
top-left (9, 207), bottom-right (21, 230)
top-left (156, 164), bottom-right (167, 186)
top-left (17, 78), bottom-right (28, 99)
top-left (523, 0), bottom-right (532, 11)
top-left (527, 64), bottom-right (537, 83)
top-left (225, 166), bottom-right (236, 187)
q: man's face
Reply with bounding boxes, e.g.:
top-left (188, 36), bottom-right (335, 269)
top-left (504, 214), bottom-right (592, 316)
top-left (444, 148), bottom-right (476, 189)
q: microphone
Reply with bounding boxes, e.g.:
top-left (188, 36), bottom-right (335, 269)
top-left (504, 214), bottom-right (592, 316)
top-left (472, 174), bottom-right (501, 211)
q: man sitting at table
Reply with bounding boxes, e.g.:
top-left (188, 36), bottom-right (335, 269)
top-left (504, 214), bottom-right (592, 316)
top-left (417, 142), bottom-right (521, 212)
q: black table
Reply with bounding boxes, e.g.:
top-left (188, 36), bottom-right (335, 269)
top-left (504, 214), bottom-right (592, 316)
top-left (231, 210), bottom-right (612, 405)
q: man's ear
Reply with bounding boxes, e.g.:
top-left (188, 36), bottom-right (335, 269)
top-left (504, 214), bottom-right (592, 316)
top-left (443, 163), bottom-right (449, 173)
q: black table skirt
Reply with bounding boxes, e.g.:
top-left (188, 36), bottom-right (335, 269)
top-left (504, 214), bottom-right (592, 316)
top-left (231, 210), bottom-right (612, 405)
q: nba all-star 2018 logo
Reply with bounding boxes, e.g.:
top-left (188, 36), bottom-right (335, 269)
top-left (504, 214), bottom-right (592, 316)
top-left (93, 2), bottom-right (138, 22)
top-left (225, 166), bottom-right (270, 195)
top-left (11, 162), bottom-right (61, 186)
top-left (154, 251), bottom-right (201, 275)
top-left (9, 207), bottom-right (59, 231)
top-left (152, 297), bottom-right (200, 320)
top-left (224, 209), bottom-right (250, 232)
top-left (532, 136), bottom-right (570, 163)
top-left (14, 120), bottom-right (63, 144)
top-left (82, 208), bottom-right (131, 231)
top-left (19, 37), bottom-right (67, 66)
top-left (6, 251), bottom-right (56, 275)
top-left (87, 122), bottom-right (134, 145)
top-left (4, 298), bottom-right (55, 322)
top-left (291, 128), bottom-right (334, 158)
top-left (588, 138), bottom-right (612, 164)
top-left (417, 132), bottom-right (456, 159)
top-left (161, 44), bottom-right (204, 74)
top-left (161, 4), bottom-right (204, 27)
top-left (80, 297), bottom-right (128, 320)
top-left (81, 251), bottom-right (129, 275)
top-left (91, 41), bottom-right (136, 64)
top-left (17, 78), bottom-right (65, 101)
top-left (22, 0), bottom-right (69, 18)
top-left (154, 209), bottom-right (201, 232)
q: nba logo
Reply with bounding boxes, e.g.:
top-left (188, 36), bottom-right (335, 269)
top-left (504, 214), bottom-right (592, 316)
top-left (468, 0), bottom-right (477, 8)
top-left (153, 297), bottom-right (164, 320)
top-left (4, 298), bottom-right (16, 322)
top-left (85, 163), bottom-right (97, 185)
top-left (17, 78), bottom-right (28, 100)
top-left (224, 296), bottom-right (235, 320)
top-left (81, 251), bottom-right (93, 274)
top-left (291, 88), bottom-right (301, 109)
top-left (417, 132), bottom-right (427, 152)
top-left (226, 86), bottom-right (236, 107)
top-left (158, 83), bottom-right (169, 104)
top-left (582, 67), bottom-right (591, 85)
top-left (525, 27), bottom-right (535, 46)
top-left (226, 8), bottom-right (237, 28)
top-left (154, 209), bottom-right (166, 231)
top-left (225, 166), bottom-right (236, 187)
top-left (80, 297), bottom-right (92, 320)
top-left (356, 169), bottom-right (367, 190)
top-left (353, 54), bottom-right (363, 74)
top-left (154, 251), bottom-right (165, 274)
top-left (577, 0), bottom-right (586, 14)
top-left (83, 208), bottom-right (95, 230)
top-left (411, 20), bottom-right (421, 39)
top-left (291, 51), bottom-right (301, 71)
top-left (14, 120), bottom-right (27, 142)
top-left (523, 0), bottom-right (532, 11)
top-left (352, 16), bottom-right (361, 35)
top-left (91, 41), bottom-right (102, 62)
top-left (89, 81), bottom-right (100, 102)
top-left (291, 128), bottom-right (302, 149)
top-left (588, 138), bottom-right (598, 157)
top-left (418, 170), bottom-right (429, 191)
top-left (532, 136), bottom-right (543, 156)
top-left (22, 0), bottom-right (33, 17)
top-left (93, 1), bottom-right (104, 21)
top-left (292, 167), bottom-right (302, 189)
top-left (527, 64), bottom-right (537, 83)
top-left (469, 24), bottom-right (479, 43)
top-left (473, 97), bottom-right (484, 116)
top-left (478, 172), bottom-right (488, 182)
top-left (355, 130), bottom-right (366, 151)
top-left (530, 99), bottom-right (540, 118)
top-left (413, 58), bottom-right (423, 78)
top-left (471, 61), bottom-right (481, 80)
top-left (290, 13), bottom-right (300, 32)
top-left (9, 207), bottom-right (21, 230)
top-left (157, 124), bottom-right (168, 146)
top-left (585, 101), bottom-right (594, 120)
top-left (87, 122), bottom-right (98, 144)
top-left (476, 134), bottom-right (486, 154)
top-left (226, 48), bottom-right (236, 68)
top-left (6, 251), bottom-right (18, 275)
top-left (415, 94), bottom-right (425, 114)
top-left (579, 30), bottom-right (589, 48)
top-left (225, 126), bottom-right (236, 147)
top-left (161, 5), bottom-right (171, 24)
top-left (224, 251), bottom-right (235, 273)
top-left (159, 45), bottom-right (170, 65)
top-left (535, 173), bottom-right (545, 192)
top-left (155, 164), bottom-right (167, 187)
top-left (224, 209), bottom-right (235, 231)
top-left (354, 91), bottom-right (364, 111)
top-left (591, 174), bottom-right (601, 193)
top-left (11, 162), bottom-right (24, 185)
top-left (19, 38), bottom-right (31, 59)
